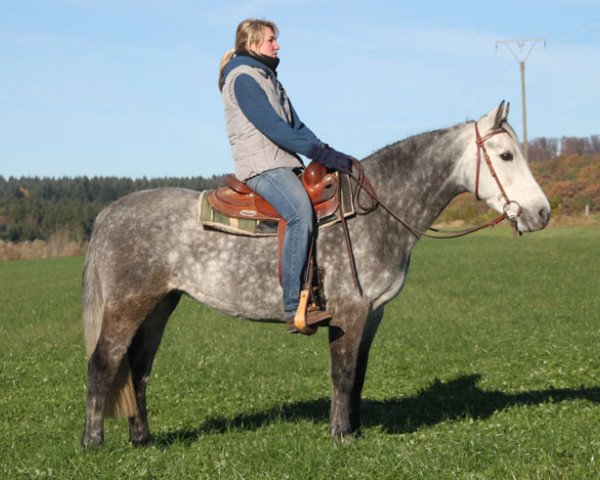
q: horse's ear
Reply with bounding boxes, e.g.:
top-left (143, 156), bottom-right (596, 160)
top-left (479, 101), bottom-right (510, 133)
top-left (493, 100), bottom-right (509, 129)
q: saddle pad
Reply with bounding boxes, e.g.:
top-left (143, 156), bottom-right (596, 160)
top-left (198, 174), bottom-right (355, 237)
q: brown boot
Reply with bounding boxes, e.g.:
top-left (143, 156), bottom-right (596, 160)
top-left (286, 308), bottom-right (333, 335)
top-left (305, 308), bottom-right (333, 326)
top-left (286, 320), bottom-right (317, 335)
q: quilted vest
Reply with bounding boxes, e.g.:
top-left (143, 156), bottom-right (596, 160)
top-left (222, 64), bottom-right (303, 181)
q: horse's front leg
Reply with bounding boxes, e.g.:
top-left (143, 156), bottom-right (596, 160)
top-left (327, 297), bottom-right (373, 439)
top-left (349, 306), bottom-right (384, 431)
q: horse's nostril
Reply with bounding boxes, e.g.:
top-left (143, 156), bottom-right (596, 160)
top-left (539, 208), bottom-right (550, 222)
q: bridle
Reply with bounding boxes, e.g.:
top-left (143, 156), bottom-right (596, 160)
top-left (474, 122), bottom-right (523, 228)
top-left (340, 122), bottom-right (524, 292)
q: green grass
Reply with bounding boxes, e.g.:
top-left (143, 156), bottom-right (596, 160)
top-left (1, 226), bottom-right (600, 479)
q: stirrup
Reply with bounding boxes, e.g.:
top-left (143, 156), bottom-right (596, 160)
top-left (288, 290), bottom-right (316, 334)
top-left (293, 290), bottom-right (311, 331)
top-left (288, 290), bottom-right (333, 335)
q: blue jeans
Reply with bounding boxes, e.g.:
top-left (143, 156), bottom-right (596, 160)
top-left (246, 168), bottom-right (314, 320)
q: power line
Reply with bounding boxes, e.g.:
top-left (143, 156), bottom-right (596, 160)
top-left (550, 16), bottom-right (600, 46)
top-left (555, 27), bottom-right (600, 44)
top-left (495, 38), bottom-right (546, 160)
top-left (552, 16), bottom-right (600, 40)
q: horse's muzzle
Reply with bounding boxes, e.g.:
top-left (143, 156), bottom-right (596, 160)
top-left (518, 204), bottom-right (551, 232)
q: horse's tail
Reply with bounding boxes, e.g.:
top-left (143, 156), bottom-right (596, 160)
top-left (82, 237), bottom-right (138, 418)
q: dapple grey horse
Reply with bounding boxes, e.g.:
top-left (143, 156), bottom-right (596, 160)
top-left (81, 102), bottom-right (550, 447)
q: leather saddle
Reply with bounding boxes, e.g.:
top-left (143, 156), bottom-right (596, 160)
top-left (207, 162), bottom-right (340, 223)
top-left (204, 162), bottom-right (358, 331)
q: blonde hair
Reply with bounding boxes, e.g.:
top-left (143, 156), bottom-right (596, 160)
top-left (218, 18), bottom-right (279, 91)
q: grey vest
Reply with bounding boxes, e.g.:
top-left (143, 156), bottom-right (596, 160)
top-left (222, 64), bottom-right (303, 181)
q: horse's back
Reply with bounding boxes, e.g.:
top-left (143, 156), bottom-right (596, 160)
top-left (94, 188), bottom-right (198, 228)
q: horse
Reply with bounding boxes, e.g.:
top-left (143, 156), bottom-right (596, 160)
top-left (81, 101), bottom-right (550, 447)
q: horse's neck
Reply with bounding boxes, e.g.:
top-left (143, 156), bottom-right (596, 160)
top-left (362, 124), bottom-right (469, 231)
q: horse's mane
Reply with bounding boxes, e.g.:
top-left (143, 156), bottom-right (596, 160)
top-left (363, 122), bottom-right (469, 173)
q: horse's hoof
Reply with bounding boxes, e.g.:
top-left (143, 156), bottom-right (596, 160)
top-left (81, 434), bottom-right (104, 449)
top-left (330, 424), bottom-right (359, 443)
top-left (131, 435), bottom-right (154, 447)
top-left (331, 432), bottom-right (359, 446)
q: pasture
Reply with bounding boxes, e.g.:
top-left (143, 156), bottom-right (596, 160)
top-left (1, 225), bottom-right (599, 479)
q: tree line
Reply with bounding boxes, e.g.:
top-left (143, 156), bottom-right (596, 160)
top-left (528, 134), bottom-right (600, 162)
top-left (0, 175), bottom-right (224, 243)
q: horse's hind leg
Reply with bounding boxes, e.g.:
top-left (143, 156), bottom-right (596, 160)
top-left (82, 295), bottom-right (160, 448)
top-left (127, 291), bottom-right (181, 446)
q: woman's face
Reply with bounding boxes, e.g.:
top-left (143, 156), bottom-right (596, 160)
top-left (256, 27), bottom-right (280, 58)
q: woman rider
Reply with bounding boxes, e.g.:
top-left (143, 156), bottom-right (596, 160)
top-left (219, 19), bottom-right (352, 333)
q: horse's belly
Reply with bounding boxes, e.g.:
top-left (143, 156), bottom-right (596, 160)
top-left (181, 281), bottom-right (283, 321)
top-left (170, 243), bottom-right (284, 321)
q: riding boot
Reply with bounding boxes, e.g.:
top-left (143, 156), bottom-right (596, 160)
top-left (287, 306), bottom-right (333, 334)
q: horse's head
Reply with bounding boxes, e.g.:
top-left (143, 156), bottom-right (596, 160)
top-left (463, 101), bottom-right (551, 233)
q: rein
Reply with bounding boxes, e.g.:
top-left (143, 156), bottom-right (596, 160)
top-left (338, 123), bottom-right (523, 291)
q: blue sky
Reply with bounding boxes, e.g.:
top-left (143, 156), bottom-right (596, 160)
top-left (1, 0), bottom-right (599, 179)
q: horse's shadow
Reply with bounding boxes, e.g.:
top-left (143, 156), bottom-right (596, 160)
top-left (155, 374), bottom-right (600, 446)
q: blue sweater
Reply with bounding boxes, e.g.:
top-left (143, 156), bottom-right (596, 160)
top-left (221, 55), bottom-right (321, 157)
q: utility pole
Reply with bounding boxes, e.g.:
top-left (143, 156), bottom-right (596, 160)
top-left (495, 38), bottom-right (546, 160)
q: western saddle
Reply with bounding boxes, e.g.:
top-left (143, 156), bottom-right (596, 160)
top-left (207, 162), bottom-right (343, 333)
top-left (207, 162), bottom-right (340, 223)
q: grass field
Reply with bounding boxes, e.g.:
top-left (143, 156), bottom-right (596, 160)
top-left (1, 226), bottom-right (600, 479)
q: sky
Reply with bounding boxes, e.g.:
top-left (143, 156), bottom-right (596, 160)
top-left (1, 0), bottom-right (599, 179)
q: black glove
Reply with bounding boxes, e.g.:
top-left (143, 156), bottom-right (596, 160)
top-left (307, 143), bottom-right (352, 174)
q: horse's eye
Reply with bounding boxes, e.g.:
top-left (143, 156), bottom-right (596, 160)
top-left (500, 152), bottom-right (513, 161)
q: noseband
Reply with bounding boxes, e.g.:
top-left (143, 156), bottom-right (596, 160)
top-left (474, 123), bottom-right (523, 226)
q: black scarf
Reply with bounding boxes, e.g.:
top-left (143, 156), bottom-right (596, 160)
top-left (236, 50), bottom-right (280, 73)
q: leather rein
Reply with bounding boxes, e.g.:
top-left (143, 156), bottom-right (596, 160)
top-left (338, 123), bottom-right (523, 292)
